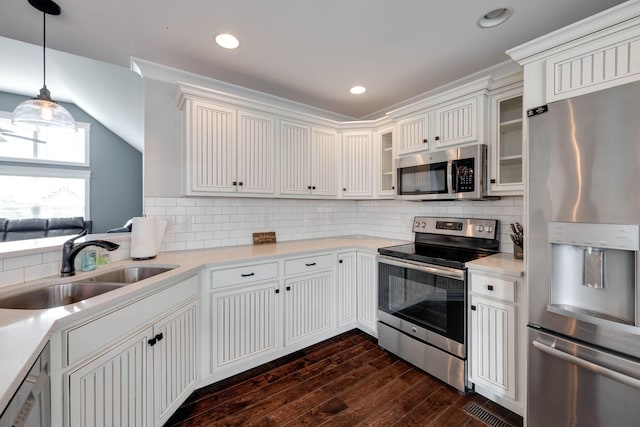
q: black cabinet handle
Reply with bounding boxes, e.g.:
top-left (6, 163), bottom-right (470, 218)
top-left (305, 262), bottom-right (317, 267)
top-left (471, 305), bottom-right (476, 311)
top-left (490, 178), bottom-right (496, 184)
top-left (241, 272), bottom-right (255, 277)
top-left (286, 286), bottom-right (291, 291)
top-left (148, 333), bottom-right (164, 346)
top-left (434, 136), bottom-right (440, 141)
top-left (338, 259), bottom-right (343, 264)
top-left (423, 139), bottom-right (428, 143)
top-left (487, 285), bottom-right (494, 291)
top-left (275, 289), bottom-right (280, 294)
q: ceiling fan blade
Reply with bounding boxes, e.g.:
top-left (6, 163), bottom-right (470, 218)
top-left (0, 131), bottom-right (47, 144)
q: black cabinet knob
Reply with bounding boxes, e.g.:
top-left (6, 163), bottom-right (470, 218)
top-left (155, 333), bottom-right (164, 342)
top-left (471, 305), bottom-right (477, 311)
top-left (490, 178), bottom-right (496, 184)
top-left (239, 182), bottom-right (243, 186)
top-left (148, 338), bottom-right (156, 346)
top-left (232, 181), bottom-right (237, 186)
top-left (434, 136), bottom-right (440, 141)
top-left (312, 186), bottom-right (316, 190)
top-left (343, 188), bottom-right (347, 191)
top-left (286, 286), bottom-right (291, 291)
top-left (338, 259), bottom-right (343, 264)
top-left (423, 139), bottom-right (428, 143)
top-left (487, 285), bottom-right (494, 291)
top-left (275, 289), bottom-right (280, 294)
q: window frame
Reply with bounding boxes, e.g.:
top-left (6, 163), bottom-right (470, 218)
top-left (0, 165), bottom-right (92, 220)
top-left (0, 111), bottom-right (91, 167)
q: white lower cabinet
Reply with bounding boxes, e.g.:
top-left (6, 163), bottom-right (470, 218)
top-left (284, 271), bottom-right (333, 345)
top-left (336, 252), bottom-right (358, 327)
top-left (355, 252), bottom-right (377, 336)
top-left (209, 281), bottom-right (280, 371)
top-left (468, 267), bottom-right (523, 416)
top-left (64, 275), bottom-right (199, 427)
top-left (336, 251), bottom-right (378, 336)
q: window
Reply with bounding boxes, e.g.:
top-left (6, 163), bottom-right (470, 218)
top-left (0, 112), bottom-right (91, 220)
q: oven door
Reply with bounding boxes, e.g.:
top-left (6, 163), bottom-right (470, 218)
top-left (377, 255), bottom-right (467, 358)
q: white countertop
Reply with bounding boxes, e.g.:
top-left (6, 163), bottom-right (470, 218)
top-left (466, 252), bottom-right (524, 276)
top-left (0, 235), bottom-right (407, 411)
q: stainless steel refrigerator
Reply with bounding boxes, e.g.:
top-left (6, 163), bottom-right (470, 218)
top-left (527, 81), bottom-right (640, 426)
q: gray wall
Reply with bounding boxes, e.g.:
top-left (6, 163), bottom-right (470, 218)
top-left (0, 91), bottom-right (142, 232)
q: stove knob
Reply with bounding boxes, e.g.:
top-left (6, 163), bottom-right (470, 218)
top-left (476, 225), bottom-right (484, 232)
top-left (486, 226), bottom-right (493, 233)
top-left (420, 222), bottom-right (426, 228)
top-left (415, 221), bottom-right (420, 228)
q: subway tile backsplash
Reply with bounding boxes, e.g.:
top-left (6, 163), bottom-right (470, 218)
top-left (145, 196), bottom-right (523, 254)
top-left (0, 197), bottom-right (522, 288)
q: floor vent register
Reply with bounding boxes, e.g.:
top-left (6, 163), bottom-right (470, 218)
top-left (463, 402), bottom-right (514, 427)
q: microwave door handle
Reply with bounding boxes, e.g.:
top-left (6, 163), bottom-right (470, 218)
top-left (448, 161), bottom-right (455, 194)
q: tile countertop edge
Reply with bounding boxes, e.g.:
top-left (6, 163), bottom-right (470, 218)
top-left (465, 252), bottom-right (524, 276)
top-left (0, 235), bottom-right (408, 412)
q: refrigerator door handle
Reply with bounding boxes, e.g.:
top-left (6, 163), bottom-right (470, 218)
top-left (533, 340), bottom-right (640, 390)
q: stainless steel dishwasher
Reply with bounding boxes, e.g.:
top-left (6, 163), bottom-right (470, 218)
top-left (0, 342), bottom-right (50, 427)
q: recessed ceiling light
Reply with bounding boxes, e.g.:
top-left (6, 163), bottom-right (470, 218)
top-left (477, 7), bottom-right (513, 28)
top-left (350, 85), bottom-right (366, 95)
top-left (215, 33), bottom-right (240, 49)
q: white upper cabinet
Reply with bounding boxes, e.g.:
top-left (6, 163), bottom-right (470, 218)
top-left (280, 120), bottom-right (338, 197)
top-left (433, 96), bottom-right (481, 149)
top-left (396, 113), bottom-right (429, 154)
top-left (377, 127), bottom-right (395, 197)
top-left (394, 91), bottom-right (487, 155)
top-left (182, 98), bottom-right (275, 195)
top-left (488, 84), bottom-right (524, 196)
top-left (341, 131), bottom-right (373, 198)
top-left (310, 128), bottom-right (338, 196)
top-left (237, 110), bottom-right (276, 193)
top-left (545, 28), bottom-right (640, 102)
top-left (506, 2), bottom-right (640, 108)
top-left (187, 99), bottom-right (237, 194)
top-left (280, 120), bottom-right (311, 195)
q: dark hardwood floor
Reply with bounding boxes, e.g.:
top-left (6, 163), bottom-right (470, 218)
top-left (165, 330), bottom-right (523, 427)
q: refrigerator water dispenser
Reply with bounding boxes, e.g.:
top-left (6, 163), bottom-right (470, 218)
top-left (548, 222), bottom-right (639, 327)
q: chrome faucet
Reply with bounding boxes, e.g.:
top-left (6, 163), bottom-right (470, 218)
top-left (60, 229), bottom-right (120, 277)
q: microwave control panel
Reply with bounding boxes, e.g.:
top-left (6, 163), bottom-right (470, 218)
top-left (453, 158), bottom-right (475, 192)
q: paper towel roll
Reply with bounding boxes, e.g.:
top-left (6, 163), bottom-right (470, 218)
top-left (131, 217), bottom-right (158, 260)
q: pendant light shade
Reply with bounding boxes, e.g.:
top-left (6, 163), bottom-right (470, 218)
top-left (12, 0), bottom-right (76, 131)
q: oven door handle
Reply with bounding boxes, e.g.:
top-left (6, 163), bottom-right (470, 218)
top-left (377, 255), bottom-right (465, 280)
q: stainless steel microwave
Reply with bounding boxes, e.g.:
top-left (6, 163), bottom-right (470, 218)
top-left (395, 143), bottom-right (491, 201)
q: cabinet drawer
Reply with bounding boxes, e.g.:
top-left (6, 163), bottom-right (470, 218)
top-left (470, 273), bottom-right (516, 302)
top-left (284, 254), bottom-right (333, 276)
top-left (66, 274), bottom-right (199, 366)
top-left (210, 262), bottom-right (278, 289)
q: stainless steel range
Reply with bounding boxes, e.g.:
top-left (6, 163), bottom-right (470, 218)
top-left (377, 216), bottom-right (499, 392)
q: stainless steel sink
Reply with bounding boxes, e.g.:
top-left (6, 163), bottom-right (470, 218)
top-left (84, 266), bottom-right (175, 284)
top-left (0, 282), bottom-right (123, 310)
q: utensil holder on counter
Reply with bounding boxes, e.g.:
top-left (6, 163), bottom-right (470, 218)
top-left (514, 245), bottom-right (523, 260)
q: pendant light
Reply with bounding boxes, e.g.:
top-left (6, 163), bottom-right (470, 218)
top-left (12, 0), bottom-right (76, 131)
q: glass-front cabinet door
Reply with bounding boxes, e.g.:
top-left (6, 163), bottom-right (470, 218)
top-left (489, 85), bottom-right (523, 195)
top-left (377, 127), bottom-right (395, 197)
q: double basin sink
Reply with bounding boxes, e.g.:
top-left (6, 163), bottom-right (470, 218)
top-left (0, 266), bottom-right (176, 310)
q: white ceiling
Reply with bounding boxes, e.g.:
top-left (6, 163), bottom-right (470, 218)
top-left (0, 0), bottom-right (629, 123)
